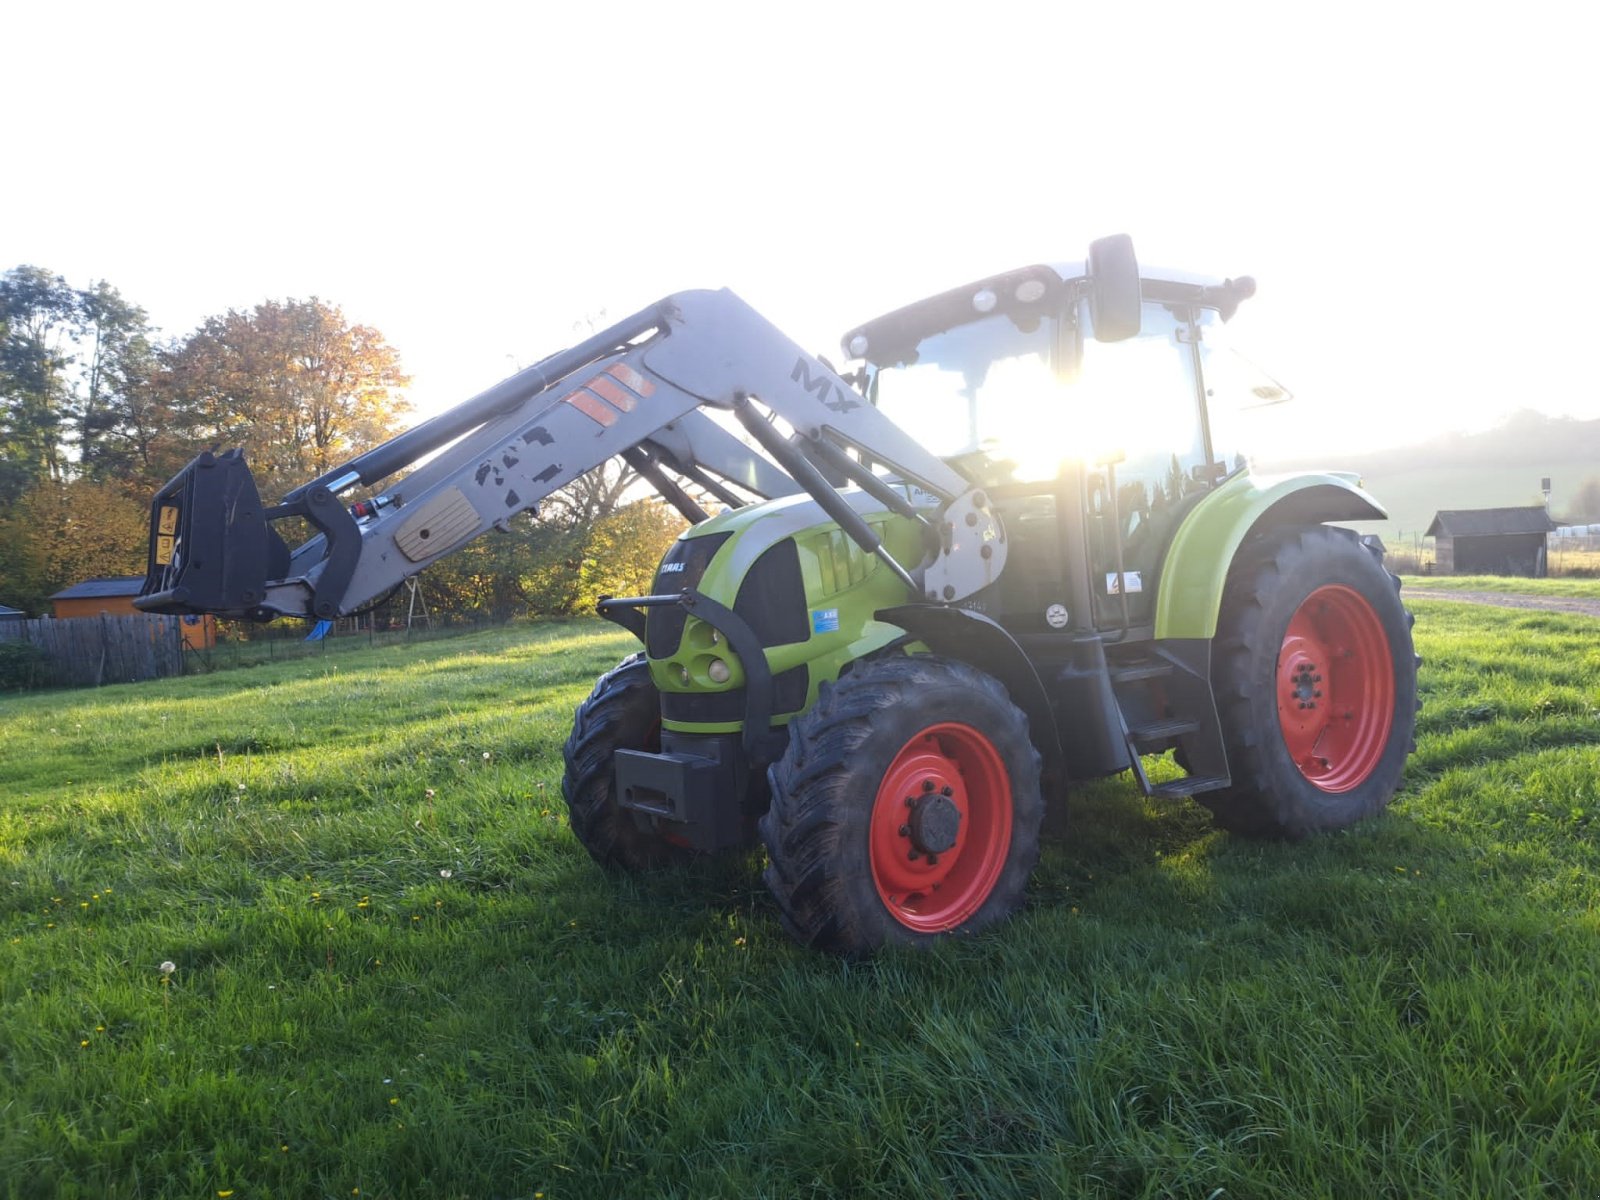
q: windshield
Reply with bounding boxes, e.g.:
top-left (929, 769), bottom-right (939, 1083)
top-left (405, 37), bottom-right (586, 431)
top-left (869, 297), bottom-right (1295, 483)
top-left (1196, 307), bottom-right (1295, 470)
top-left (869, 312), bottom-right (1062, 477)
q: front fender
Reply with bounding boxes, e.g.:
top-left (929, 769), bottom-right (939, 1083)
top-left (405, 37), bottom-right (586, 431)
top-left (1154, 471), bottom-right (1387, 640)
top-left (876, 603), bottom-right (1064, 781)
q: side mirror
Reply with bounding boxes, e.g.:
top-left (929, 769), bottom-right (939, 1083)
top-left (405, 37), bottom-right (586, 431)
top-left (1087, 234), bottom-right (1142, 342)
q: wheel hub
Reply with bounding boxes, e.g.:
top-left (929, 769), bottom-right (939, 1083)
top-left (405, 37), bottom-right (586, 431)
top-left (1276, 585), bottom-right (1396, 793)
top-left (908, 791), bottom-right (961, 855)
top-left (869, 723), bottom-right (1013, 933)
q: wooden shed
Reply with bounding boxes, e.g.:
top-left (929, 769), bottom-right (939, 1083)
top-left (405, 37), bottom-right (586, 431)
top-left (1425, 507), bottom-right (1557, 576)
top-left (50, 576), bottom-right (216, 649)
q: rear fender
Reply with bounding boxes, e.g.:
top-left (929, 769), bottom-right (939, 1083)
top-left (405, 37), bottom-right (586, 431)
top-left (1154, 471), bottom-right (1387, 640)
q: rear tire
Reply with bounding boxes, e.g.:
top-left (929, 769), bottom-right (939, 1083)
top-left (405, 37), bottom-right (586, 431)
top-left (760, 656), bottom-right (1044, 957)
top-left (560, 654), bottom-right (689, 871)
top-left (1201, 526), bottom-right (1417, 837)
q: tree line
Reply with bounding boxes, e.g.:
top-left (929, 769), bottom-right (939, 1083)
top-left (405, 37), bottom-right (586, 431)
top-left (0, 266), bottom-right (682, 618)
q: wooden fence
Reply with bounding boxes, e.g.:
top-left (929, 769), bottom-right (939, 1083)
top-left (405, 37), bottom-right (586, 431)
top-left (0, 613), bottom-right (186, 688)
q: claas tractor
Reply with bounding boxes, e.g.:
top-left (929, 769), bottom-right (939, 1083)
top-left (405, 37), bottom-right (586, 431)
top-left (137, 236), bottom-right (1417, 956)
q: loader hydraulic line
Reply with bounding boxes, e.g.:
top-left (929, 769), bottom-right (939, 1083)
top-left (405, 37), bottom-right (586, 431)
top-left (729, 394), bottom-right (921, 596)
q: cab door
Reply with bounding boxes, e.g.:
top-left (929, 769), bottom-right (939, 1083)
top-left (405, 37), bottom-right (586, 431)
top-left (1075, 298), bottom-right (1212, 630)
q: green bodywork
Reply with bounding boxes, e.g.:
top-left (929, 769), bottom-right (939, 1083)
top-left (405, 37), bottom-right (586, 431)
top-left (650, 492), bottom-right (925, 733)
top-left (648, 468), bottom-right (1386, 734)
top-left (1152, 470), bottom-right (1388, 639)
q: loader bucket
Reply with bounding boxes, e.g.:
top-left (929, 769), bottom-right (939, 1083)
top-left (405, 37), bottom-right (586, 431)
top-left (135, 449), bottom-right (287, 618)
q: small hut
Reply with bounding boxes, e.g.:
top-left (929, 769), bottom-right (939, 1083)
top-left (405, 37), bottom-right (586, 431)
top-left (50, 576), bottom-right (216, 649)
top-left (1425, 507), bottom-right (1557, 576)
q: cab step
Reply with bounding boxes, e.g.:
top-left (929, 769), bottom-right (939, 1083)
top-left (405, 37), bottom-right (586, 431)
top-left (1107, 643), bottom-right (1231, 800)
top-left (1150, 774), bottom-right (1231, 799)
top-left (1126, 716), bottom-right (1200, 744)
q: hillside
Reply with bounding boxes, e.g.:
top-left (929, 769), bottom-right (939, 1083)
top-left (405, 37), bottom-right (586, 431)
top-left (1257, 410), bottom-right (1600, 546)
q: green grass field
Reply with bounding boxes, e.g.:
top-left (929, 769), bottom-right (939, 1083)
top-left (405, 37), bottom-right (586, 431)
top-left (4, 606), bottom-right (1600, 1198)
top-left (1399, 573), bottom-right (1600, 599)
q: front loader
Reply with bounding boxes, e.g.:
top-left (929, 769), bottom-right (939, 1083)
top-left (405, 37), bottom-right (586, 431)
top-left (137, 236), bottom-right (1417, 956)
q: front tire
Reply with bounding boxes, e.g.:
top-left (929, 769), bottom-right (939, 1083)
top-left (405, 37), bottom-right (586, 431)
top-left (760, 656), bottom-right (1044, 957)
top-left (1201, 526), bottom-right (1417, 837)
top-left (560, 654), bottom-right (689, 871)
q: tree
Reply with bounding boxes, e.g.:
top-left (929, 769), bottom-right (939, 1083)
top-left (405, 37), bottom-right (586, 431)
top-left (0, 266), bottom-right (79, 500)
top-left (160, 298), bottom-right (410, 499)
top-left (1569, 476), bottom-right (1600, 523)
top-left (73, 281), bottom-right (155, 480)
top-left (0, 478), bottom-right (149, 612)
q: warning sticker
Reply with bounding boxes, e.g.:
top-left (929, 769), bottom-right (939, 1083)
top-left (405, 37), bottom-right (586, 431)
top-left (158, 506), bottom-right (179, 535)
top-left (811, 608), bottom-right (840, 635)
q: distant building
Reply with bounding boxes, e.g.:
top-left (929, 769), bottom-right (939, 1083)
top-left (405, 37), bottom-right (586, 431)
top-left (49, 576), bottom-right (216, 649)
top-left (0, 604), bottom-right (24, 622)
top-left (1425, 507), bottom-right (1557, 576)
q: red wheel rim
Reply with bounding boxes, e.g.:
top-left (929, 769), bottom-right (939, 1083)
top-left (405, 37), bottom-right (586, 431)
top-left (1277, 584), bottom-right (1395, 793)
top-left (869, 722), bottom-right (1013, 932)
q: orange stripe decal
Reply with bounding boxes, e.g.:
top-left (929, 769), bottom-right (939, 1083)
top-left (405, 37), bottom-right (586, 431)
top-left (588, 375), bottom-right (637, 412)
top-left (565, 388), bottom-right (618, 427)
top-left (606, 363), bottom-right (655, 397)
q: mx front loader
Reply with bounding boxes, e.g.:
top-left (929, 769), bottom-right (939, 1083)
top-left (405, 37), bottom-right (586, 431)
top-left (138, 236), bottom-right (1417, 956)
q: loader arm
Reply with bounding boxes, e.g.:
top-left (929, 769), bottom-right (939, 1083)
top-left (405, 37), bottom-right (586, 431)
top-left (136, 289), bottom-right (1008, 621)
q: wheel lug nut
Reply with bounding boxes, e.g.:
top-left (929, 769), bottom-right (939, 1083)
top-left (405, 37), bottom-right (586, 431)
top-left (926, 853), bottom-right (939, 866)
top-left (922, 780), bottom-right (936, 792)
top-left (905, 796), bottom-right (916, 807)
top-left (907, 849), bottom-right (919, 861)
top-left (941, 786), bottom-right (953, 797)
top-left (899, 824), bottom-right (911, 837)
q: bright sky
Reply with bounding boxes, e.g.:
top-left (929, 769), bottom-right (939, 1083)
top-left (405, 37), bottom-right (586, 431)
top-left (6, 2), bottom-right (1595, 457)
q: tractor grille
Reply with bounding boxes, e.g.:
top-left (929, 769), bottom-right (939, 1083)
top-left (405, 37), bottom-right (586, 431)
top-left (733, 540), bottom-right (810, 648)
top-left (645, 532), bottom-right (731, 660)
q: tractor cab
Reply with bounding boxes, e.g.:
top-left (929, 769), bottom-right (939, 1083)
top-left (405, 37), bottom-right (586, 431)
top-left (850, 258), bottom-right (1273, 638)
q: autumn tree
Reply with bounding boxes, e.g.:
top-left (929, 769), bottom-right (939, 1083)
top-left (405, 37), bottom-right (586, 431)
top-left (0, 478), bottom-right (150, 612)
top-left (160, 298), bottom-right (410, 499)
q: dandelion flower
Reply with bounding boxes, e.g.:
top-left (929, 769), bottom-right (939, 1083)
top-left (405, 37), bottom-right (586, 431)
top-left (80, 1039), bottom-right (89, 1047)
top-left (219, 1191), bottom-right (235, 1197)
top-left (424, 788), bottom-right (436, 799)
top-left (159, 961), bottom-right (176, 975)
top-left (389, 1097), bottom-right (398, 1105)
top-left (439, 868), bottom-right (453, 879)
top-left (481, 751), bottom-right (491, 760)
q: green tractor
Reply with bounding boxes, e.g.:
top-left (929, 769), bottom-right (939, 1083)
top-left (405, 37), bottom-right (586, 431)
top-left (137, 236), bottom-right (1417, 956)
